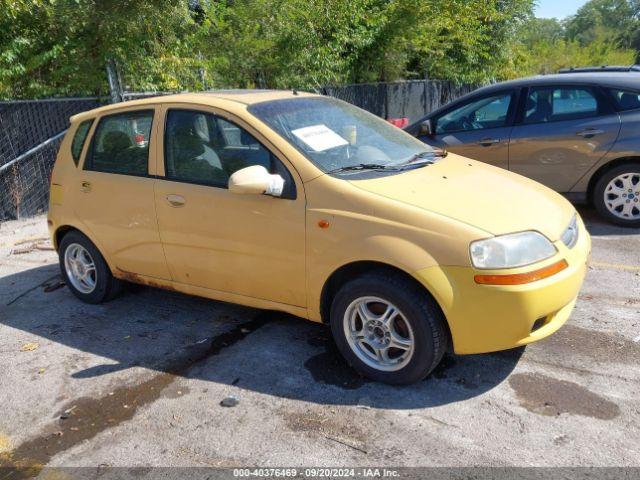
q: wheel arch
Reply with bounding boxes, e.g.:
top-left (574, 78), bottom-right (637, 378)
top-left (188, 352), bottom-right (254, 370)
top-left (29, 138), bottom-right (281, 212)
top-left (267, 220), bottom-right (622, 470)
top-left (53, 224), bottom-right (116, 273)
top-left (53, 225), bottom-right (78, 251)
top-left (586, 156), bottom-right (640, 205)
top-left (319, 260), bottom-right (453, 348)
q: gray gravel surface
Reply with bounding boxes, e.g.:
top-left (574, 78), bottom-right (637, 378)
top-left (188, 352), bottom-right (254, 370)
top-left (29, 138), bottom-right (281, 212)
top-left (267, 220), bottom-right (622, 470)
top-left (0, 207), bottom-right (638, 470)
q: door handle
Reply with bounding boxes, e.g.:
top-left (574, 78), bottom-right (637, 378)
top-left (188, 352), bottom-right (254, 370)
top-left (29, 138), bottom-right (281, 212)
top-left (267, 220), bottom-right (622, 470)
top-left (576, 128), bottom-right (604, 138)
top-left (80, 181), bottom-right (91, 193)
top-left (166, 194), bottom-right (185, 207)
top-left (478, 138), bottom-right (500, 146)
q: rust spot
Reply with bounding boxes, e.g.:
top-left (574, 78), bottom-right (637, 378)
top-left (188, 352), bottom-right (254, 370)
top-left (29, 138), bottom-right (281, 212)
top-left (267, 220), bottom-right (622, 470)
top-left (114, 269), bottom-right (178, 292)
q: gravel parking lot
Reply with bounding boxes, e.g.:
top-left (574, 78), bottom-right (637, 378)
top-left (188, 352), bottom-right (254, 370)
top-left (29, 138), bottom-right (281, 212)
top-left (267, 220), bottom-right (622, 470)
top-left (0, 207), bottom-right (639, 471)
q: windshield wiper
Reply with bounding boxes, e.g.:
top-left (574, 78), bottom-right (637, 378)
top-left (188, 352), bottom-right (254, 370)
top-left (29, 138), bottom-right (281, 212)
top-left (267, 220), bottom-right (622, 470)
top-left (396, 148), bottom-right (447, 167)
top-left (327, 163), bottom-right (401, 174)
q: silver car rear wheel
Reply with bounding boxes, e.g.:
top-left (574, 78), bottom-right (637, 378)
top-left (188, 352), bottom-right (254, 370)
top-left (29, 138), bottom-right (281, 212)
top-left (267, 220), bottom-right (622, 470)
top-left (343, 296), bottom-right (415, 372)
top-left (64, 243), bottom-right (97, 294)
top-left (604, 172), bottom-right (640, 220)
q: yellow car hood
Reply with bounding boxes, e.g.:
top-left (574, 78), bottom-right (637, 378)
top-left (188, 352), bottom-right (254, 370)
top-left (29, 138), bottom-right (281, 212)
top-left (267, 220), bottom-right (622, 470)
top-left (350, 155), bottom-right (575, 240)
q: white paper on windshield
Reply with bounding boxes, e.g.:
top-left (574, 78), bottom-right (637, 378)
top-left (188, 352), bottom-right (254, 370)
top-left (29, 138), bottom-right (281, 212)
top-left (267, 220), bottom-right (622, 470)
top-left (291, 124), bottom-right (348, 151)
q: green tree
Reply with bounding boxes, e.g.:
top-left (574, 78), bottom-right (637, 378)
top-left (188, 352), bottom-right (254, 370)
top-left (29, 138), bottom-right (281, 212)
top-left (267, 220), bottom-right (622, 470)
top-left (508, 3), bottom-right (637, 79)
top-left (519, 17), bottom-right (565, 46)
top-left (197, 0), bottom-right (536, 89)
top-left (565, 0), bottom-right (640, 58)
top-left (4, 0), bottom-right (637, 99)
top-left (0, 0), bottom-right (205, 98)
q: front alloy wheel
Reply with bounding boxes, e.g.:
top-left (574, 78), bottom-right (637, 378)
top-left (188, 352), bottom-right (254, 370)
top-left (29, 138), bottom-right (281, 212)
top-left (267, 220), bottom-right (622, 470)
top-left (330, 272), bottom-right (447, 385)
top-left (343, 296), bottom-right (415, 372)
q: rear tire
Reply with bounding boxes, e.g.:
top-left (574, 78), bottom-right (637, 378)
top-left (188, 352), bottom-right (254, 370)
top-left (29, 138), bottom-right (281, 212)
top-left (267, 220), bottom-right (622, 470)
top-left (58, 231), bottom-right (122, 304)
top-left (329, 272), bottom-right (447, 385)
top-left (593, 164), bottom-right (640, 227)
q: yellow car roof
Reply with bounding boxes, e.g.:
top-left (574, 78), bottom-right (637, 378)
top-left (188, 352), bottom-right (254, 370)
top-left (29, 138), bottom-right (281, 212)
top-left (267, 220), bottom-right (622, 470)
top-left (70, 89), bottom-right (318, 123)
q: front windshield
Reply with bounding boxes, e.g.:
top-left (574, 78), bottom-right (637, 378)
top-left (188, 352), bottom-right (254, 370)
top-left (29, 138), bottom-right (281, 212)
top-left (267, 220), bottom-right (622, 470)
top-left (248, 97), bottom-right (433, 173)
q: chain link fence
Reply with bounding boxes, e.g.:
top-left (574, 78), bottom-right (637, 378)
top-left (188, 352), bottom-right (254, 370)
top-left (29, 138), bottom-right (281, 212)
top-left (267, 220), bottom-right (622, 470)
top-left (0, 98), bottom-right (104, 220)
top-left (0, 133), bottom-right (65, 219)
top-left (0, 97), bottom-right (104, 167)
top-left (0, 81), bottom-right (475, 222)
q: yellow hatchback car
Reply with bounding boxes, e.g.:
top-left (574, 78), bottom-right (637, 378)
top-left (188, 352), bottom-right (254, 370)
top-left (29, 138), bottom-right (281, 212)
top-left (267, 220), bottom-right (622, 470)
top-left (48, 90), bottom-right (590, 384)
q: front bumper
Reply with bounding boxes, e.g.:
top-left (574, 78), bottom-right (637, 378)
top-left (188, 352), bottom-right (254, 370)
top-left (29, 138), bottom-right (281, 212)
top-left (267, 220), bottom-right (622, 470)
top-left (414, 219), bottom-right (590, 354)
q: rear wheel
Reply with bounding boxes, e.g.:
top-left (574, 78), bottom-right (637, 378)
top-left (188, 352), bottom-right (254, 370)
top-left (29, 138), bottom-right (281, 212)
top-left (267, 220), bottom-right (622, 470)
top-left (59, 231), bottom-right (121, 304)
top-left (593, 164), bottom-right (640, 227)
top-left (329, 272), bottom-right (447, 385)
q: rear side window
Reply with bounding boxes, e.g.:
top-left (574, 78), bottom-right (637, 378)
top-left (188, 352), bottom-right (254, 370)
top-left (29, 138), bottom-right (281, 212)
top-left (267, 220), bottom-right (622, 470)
top-left (609, 89), bottom-right (640, 111)
top-left (523, 87), bottom-right (599, 124)
top-left (85, 110), bottom-right (153, 176)
top-left (71, 119), bottom-right (93, 166)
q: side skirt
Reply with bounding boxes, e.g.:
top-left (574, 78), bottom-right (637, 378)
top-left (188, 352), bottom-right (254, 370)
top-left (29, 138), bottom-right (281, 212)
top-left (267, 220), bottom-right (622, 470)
top-left (113, 269), bottom-right (311, 320)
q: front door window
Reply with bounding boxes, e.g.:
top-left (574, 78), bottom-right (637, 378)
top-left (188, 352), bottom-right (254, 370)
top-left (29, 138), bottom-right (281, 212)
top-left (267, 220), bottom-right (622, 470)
top-left (435, 93), bottom-right (513, 134)
top-left (164, 109), bottom-right (295, 198)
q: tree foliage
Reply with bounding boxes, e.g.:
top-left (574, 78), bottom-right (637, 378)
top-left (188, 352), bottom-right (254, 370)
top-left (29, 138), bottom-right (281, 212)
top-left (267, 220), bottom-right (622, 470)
top-left (565, 0), bottom-right (639, 52)
top-left (0, 0), bottom-right (202, 98)
top-left (506, 0), bottom-right (639, 79)
top-left (0, 0), bottom-right (638, 99)
top-left (198, 0), bottom-right (536, 88)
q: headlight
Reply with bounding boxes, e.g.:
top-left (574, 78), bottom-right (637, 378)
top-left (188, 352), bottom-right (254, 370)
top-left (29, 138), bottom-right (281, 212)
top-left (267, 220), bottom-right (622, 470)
top-left (470, 231), bottom-right (557, 269)
top-left (561, 214), bottom-right (579, 249)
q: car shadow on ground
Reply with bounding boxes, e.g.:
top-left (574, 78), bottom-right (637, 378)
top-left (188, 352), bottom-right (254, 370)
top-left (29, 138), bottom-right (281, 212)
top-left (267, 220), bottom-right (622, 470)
top-left (1, 264), bottom-right (524, 410)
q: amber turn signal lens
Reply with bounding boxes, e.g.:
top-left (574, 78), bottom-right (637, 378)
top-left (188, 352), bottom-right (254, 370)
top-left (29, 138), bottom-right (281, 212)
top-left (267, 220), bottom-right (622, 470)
top-left (474, 259), bottom-right (568, 285)
top-left (318, 220), bottom-right (330, 229)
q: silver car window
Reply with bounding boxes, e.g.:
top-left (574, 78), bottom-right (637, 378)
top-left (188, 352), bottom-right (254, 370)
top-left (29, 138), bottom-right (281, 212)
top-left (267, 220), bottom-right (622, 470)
top-left (435, 93), bottom-right (513, 134)
top-left (524, 87), bottom-right (598, 124)
top-left (608, 89), bottom-right (640, 111)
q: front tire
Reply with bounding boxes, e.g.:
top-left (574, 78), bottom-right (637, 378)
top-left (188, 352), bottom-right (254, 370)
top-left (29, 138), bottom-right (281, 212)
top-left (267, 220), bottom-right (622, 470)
top-left (58, 231), bottom-right (121, 304)
top-left (593, 164), bottom-right (640, 227)
top-left (329, 272), bottom-right (447, 385)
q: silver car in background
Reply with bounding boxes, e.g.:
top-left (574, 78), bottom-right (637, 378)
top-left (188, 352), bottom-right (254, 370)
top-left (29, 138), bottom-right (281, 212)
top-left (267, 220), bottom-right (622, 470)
top-left (406, 68), bottom-right (640, 227)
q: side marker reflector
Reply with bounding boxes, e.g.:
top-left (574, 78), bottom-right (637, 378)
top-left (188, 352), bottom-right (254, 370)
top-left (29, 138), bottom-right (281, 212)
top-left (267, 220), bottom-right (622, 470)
top-left (474, 260), bottom-right (568, 285)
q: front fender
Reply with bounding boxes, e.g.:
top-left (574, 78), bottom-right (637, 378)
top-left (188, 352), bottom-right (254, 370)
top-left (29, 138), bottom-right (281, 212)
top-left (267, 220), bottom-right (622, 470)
top-left (306, 234), bottom-right (440, 321)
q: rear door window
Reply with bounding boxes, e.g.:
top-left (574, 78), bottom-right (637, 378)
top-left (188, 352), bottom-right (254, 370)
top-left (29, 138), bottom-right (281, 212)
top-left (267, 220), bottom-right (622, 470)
top-left (85, 110), bottom-right (153, 176)
top-left (523, 87), bottom-right (600, 124)
top-left (608, 89), bottom-right (640, 111)
top-left (71, 119), bottom-right (93, 166)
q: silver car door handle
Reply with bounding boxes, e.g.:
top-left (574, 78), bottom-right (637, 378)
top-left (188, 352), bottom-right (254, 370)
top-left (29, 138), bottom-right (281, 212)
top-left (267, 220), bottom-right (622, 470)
top-left (478, 138), bottom-right (500, 146)
top-left (576, 129), bottom-right (604, 138)
top-left (166, 194), bottom-right (185, 207)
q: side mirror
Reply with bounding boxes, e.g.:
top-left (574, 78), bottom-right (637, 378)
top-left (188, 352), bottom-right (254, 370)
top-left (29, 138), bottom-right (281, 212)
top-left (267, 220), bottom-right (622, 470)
top-left (419, 119), bottom-right (434, 137)
top-left (228, 165), bottom-right (284, 197)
